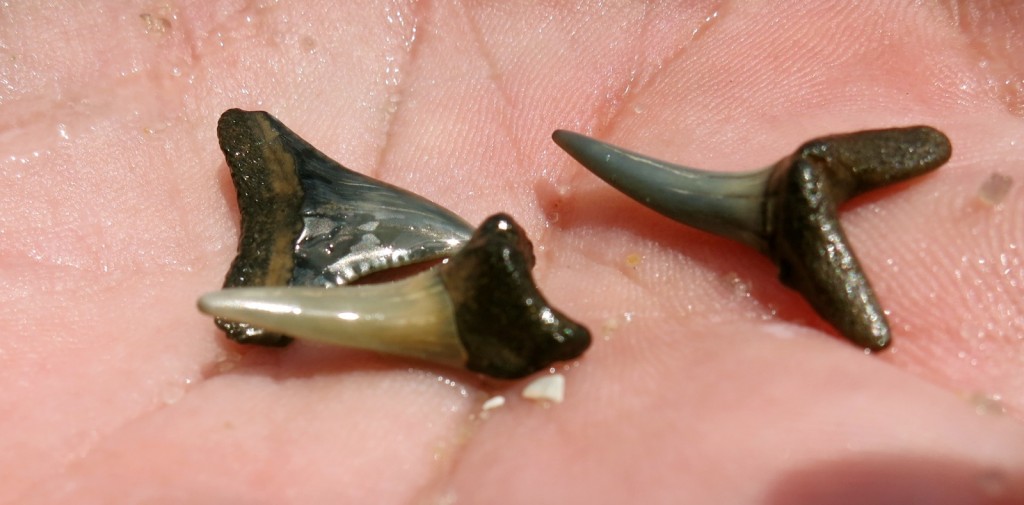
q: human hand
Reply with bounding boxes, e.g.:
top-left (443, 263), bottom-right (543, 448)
top-left (2, 1), bottom-right (1023, 503)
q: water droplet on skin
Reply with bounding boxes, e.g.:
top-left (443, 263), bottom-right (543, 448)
top-left (384, 93), bottom-right (401, 115)
top-left (162, 386), bottom-right (184, 405)
top-left (723, 272), bottom-right (751, 298)
top-left (601, 318), bottom-right (619, 340)
top-left (434, 490), bottom-right (458, 505)
top-left (884, 257), bottom-right (900, 273)
top-left (140, 13), bottom-right (171, 35)
top-left (601, 311), bottom-right (634, 341)
top-left (215, 351), bottom-right (242, 373)
top-left (763, 323), bottom-right (797, 340)
top-left (967, 392), bottom-right (1005, 416)
top-left (161, 378), bottom-right (192, 405)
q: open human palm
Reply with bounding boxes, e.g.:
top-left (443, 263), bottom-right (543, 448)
top-left (3, 1), bottom-right (1024, 503)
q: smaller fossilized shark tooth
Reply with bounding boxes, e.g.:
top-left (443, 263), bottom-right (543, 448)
top-left (553, 127), bottom-right (951, 350)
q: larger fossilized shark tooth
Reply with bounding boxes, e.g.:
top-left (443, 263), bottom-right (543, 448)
top-left (216, 109), bottom-right (473, 345)
top-left (199, 214), bottom-right (592, 379)
top-left (553, 127), bottom-right (951, 350)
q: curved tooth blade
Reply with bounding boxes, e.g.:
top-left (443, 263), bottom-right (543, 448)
top-left (198, 270), bottom-right (468, 367)
top-left (552, 130), bottom-right (772, 252)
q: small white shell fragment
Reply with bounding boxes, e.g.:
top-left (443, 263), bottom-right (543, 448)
top-left (521, 373), bottom-right (565, 404)
top-left (481, 395), bottom-right (506, 411)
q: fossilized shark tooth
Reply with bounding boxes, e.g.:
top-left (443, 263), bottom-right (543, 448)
top-left (199, 214), bottom-right (592, 379)
top-left (553, 127), bottom-right (951, 350)
top-left (216, 109), bottom-right (474, 345)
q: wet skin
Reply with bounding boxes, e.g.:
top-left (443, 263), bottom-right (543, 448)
top-left (2, 1), bottom-right (1024, 503)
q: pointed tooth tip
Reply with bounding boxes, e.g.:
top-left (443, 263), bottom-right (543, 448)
top-left (550, 130), bottom-right (624, 178)
top-left (196, 290), bottom-right (235, 317)
top-left (551, 129), bottom-right (580, 147)
top-left (197, 288), bottom-right (289, 319)
top-left (551, 129), bottom-right (594, 158)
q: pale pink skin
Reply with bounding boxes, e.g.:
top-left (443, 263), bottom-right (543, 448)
top-left (2, 1), bottom-right (1024, 503)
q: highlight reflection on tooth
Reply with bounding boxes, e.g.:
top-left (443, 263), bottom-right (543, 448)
top-left (553, 127), bottom-right (951, 350)
top-left (199, 214), bottom-right (592, 379)
top-left (215, 109), bottom-right (474, 346)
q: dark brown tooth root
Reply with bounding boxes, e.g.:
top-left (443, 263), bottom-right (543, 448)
top-left (766, 126), bottom-right (951, 349)
top-left (792, 126), bottom-right (952, 199)
top-left (767, 157), bottom-right (890, 348)
top-left (440, 214), bottom-right (591, 379)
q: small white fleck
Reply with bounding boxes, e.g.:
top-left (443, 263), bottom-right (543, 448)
top-left (522, 373), bottom-right (565, 404)
top-left (161, 385), bottom-right (185, 405)
top-left (968, 392), bottom-right (1006, 416)
top-left (160, 378), bottom-right (192, 405)
top-left (481, 395), bottom-right (506, 411)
